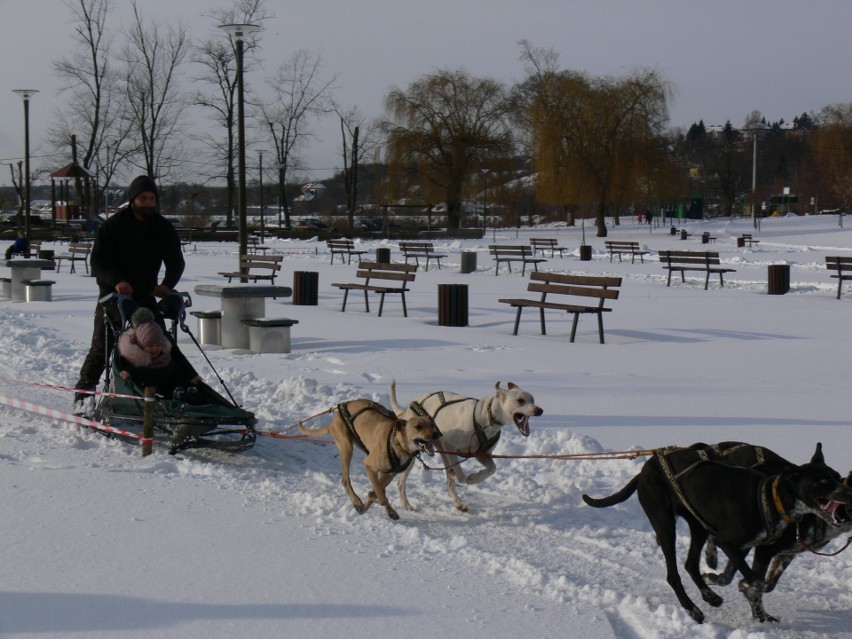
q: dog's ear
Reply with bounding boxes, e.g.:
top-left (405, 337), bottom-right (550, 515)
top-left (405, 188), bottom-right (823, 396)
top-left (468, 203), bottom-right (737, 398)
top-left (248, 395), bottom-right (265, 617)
top-left (810, 442), bottom-right (824, 464)
top-left (507, 382), bottom-right (518, 390)
top-left (495, 381), bottom-right (506, 398)
top-left (393, 418), bottom-right (407, 432)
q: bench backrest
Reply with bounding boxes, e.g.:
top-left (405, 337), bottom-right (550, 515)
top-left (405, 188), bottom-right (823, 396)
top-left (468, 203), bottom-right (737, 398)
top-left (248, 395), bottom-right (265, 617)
top-left (528, 272), bottom-right (621, 306)
top-left (69, 243), bottom-right (92, 255)
top-left (328, 239), bottom-right (356, 249)
top-left (605, 240), bottom-right (640, 248)
top-left (355, 261), bottom-right (417, 285)
top-left (826, 256), bottom-right (852, 272)
top-left (239, 253), bottom-right (282, 264)
top-left (530, 238), bottom-right (558, 247)
top-left (489, 244), bottom-right (533, 257)
top-left (399, 241), bottom-right (434, 252)
top-left (658, 250), bottom-right (721, 266)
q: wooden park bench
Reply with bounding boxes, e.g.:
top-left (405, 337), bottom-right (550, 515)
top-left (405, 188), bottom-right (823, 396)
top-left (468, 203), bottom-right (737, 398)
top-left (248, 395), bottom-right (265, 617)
top-left (701, 231), bottom-right (717, 244)
top-left (327, 238), bottom-right (367, 265)
top-left (498, 272), bottom-right (622, 344)
top-left (218, 254), bottom-right (283, 285)
top-left (658, 250), bottom-right (736, 290)
top-left (399, 241), bottom-right (446, 271)
top-left (605, 240), bottom-right (649, 263)
top-left (54, 242), bottom-right (92, 274)
top-left (489, 244), bottom-right (547, 276)
top-left (246, 236), bottom-right (270, 255)
top-left (529, 237), bottom-right (567, 258)
top-left (825, 256), bottom-right (852, 299)
top-left (738, 233), bottom-right (760, 247)
top-left (331, 261), bottom-right (417, 317)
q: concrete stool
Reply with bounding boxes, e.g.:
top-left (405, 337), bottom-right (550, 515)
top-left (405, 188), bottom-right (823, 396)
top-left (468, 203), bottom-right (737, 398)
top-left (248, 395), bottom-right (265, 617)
top-left (190, 310), bottom-right (222, 345)
top-left (24, 279), bottom-right (55, 302)
top-left (241, 317), bottom-right (298, 353)
top-left (1, 277), bottom-right (10, 298)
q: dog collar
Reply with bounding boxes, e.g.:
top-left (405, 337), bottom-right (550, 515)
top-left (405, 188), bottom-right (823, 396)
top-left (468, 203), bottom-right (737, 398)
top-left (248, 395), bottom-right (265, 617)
top-left (771, 476), bottom-right (794, 523)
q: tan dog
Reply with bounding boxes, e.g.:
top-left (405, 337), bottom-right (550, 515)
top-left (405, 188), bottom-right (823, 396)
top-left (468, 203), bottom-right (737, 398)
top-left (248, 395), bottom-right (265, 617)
top-left (390, 380), bottom-right (543, 512)
top-left (299, 399), bottom-right (442, 520)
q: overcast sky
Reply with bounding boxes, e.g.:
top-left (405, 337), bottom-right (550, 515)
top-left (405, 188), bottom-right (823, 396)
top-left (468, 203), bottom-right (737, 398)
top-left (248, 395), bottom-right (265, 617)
top-left (1, 0), bottom-right (851, 188)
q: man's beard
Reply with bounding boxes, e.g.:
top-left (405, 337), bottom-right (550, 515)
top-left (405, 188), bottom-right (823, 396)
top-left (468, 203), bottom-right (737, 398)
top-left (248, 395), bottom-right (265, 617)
top-left (132, 205), bottom-right (157, 220)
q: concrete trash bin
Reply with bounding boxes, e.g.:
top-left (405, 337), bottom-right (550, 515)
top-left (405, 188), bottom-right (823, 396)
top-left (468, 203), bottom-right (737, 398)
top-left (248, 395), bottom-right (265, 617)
top-left (190, 310), bottom-right (222, 345)
top-left (438, 284), bottom-right (468, 327)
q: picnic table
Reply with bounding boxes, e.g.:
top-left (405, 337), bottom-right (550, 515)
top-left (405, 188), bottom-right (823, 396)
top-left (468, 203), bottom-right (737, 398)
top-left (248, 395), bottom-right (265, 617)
top-left (194, 284), bottom-right (292, 349)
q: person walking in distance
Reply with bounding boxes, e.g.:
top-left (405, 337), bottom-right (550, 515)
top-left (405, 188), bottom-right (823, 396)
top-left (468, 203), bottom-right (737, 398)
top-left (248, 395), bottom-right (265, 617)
top-left (73, 175), bottom-right (185, 416)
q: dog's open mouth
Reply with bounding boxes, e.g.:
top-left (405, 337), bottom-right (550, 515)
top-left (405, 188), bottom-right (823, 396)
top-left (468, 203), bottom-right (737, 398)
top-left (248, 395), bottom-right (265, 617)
top-left (513, 414), bottom-right (531, 437)
top-left (415, 439), bottom-right (436, 456)
top-left (817, 498), bottom-right (847, 526)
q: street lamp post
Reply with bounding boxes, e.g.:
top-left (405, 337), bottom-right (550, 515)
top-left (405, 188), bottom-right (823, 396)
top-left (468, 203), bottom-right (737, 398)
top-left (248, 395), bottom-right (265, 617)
top-left (219, 23), bottom-right (259, 275)
top-left (747, 123), bottom-right (769, 232)
top-left (258, 151), bottom-right (265, 242)
top-left (480, 168), bottom-right (488, 234)
top-left (12, 89), bottom-right (38, 237)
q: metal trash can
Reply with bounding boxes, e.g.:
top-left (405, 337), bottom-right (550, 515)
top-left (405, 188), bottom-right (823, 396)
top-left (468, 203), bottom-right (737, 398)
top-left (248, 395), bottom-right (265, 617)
top-left (293, 271), bottom-right (319, 305)
top-left (767, 264), bottom-right (790, 295)
top-left (190, 310), bottom-right (222, 345)
top-left (737, 237), bottom-right (745, 248)
top-left (460, 251), bottom-right (477, 274)
top-left (579, 245), bottom-right (592, 261)
top-left (680, 229), bottom-right (688, 240)
top-left (375, 247), bottom-right (391, 263)
top-left (438, 284), bottom-right (468, 327)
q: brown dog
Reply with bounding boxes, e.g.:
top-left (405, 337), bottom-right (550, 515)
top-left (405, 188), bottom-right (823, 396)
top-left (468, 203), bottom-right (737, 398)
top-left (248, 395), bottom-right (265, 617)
top-left (299, 399), bottom-right (442, 520)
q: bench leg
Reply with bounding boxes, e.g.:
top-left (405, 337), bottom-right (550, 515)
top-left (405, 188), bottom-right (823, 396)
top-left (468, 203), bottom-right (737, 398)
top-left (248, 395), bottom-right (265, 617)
top-left (341, 289), bottom-right (350, 312)
top-left (705, 272), bottom-right (710, 290)
top-left (377, 292), bottom-right (386, 317)
top-left (400, 292), bottom-right (407, 317)
top-left (718, 273), bottom-right (724, 288)
top-left (69, 261), bottom-right (76, 274)
top-left (666, 270), bottom-right (672, 286)
top-left (570, 312), bottom-right (580, 343)
top-left (512, 307), bottom-right (523, 335)
top-left (539, 307), bottom-right (546, 335)
top-left (363, 289), bottom-right (370, 313)
top-left (597, 312), bottom-right (605, 344)
top-left (839, 281), bottom-right (843, 300)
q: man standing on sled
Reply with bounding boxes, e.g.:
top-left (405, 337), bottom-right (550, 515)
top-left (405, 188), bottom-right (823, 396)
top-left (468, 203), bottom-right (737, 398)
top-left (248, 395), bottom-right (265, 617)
top-left (73, 175), bottom-right (185, 417)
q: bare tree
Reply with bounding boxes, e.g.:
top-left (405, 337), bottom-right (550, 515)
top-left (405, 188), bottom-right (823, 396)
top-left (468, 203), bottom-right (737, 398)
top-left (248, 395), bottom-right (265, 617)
top-left (264, 49), bottom-right (337, 228)
top-left (813, 103), bottom-right (852, 211)
top-left (384, 68), bottom-right (514, 230)
top-left (120, 0), bottom-right (189, 180)
top-left (51, 0), bottom-right (133, 209)
top-left (335, 103), bottom-right (383, 228)
top-left (192, 0), bottom-right (269, 226)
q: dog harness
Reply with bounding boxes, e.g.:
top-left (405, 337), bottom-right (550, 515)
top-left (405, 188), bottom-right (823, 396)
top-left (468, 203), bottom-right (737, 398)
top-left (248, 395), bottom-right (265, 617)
top-left (655, 447), bottom-right (790, 542)
top-left (336, 401), bottom-right (414, 474)
top-left (408, 392), bottom-right (500, 455)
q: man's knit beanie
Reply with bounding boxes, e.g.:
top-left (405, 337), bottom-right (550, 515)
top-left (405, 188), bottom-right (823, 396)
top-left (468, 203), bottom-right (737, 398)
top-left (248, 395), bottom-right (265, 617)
top-left (130, 307), bottom-right (156, 328)
top-left (127, 175), bottom-right (158, 206)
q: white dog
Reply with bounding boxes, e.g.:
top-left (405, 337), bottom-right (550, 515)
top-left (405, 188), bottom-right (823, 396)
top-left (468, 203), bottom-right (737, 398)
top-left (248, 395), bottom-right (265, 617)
top-left (390, 380), bottom-right (543, 512)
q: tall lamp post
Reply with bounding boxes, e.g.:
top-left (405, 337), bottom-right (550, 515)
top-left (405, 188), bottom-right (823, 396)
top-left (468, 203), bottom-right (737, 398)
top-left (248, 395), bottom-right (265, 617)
top-left (12, 89), bottom-right (38, 237)
top-left (747, 123), bottom-right (769, 231)
top-left (219, 23), bottom-right (259, 272)
top-left (480, 168), bottom-right (489, 233)
top-left (258, 151), bottom-right (265, 242)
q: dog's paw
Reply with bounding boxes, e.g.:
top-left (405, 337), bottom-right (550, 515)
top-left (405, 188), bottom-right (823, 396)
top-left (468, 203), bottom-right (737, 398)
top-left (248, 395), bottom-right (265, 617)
top-left (386, 506), bottom-right (400, 520)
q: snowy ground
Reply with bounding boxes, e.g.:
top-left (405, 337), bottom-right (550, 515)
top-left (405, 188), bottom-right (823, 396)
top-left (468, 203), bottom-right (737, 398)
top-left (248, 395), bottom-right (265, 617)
top-left (1, 214), bottom-right (851, 639)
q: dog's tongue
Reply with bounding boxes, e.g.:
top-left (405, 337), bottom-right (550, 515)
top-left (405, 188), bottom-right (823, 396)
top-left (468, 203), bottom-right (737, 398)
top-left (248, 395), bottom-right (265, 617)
top-left (823, 500), bottom-right (841, 516)
top-left (514, 414), bottom-right (531, 437)
top-left (418, 440), bottom-right (436, 456)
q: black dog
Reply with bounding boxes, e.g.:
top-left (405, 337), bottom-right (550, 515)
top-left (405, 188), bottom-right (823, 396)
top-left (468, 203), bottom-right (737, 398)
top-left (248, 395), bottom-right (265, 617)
top-left (705, 470), bottom-right (852, 592)
top-left (582, 443), bottom-right (852, 623)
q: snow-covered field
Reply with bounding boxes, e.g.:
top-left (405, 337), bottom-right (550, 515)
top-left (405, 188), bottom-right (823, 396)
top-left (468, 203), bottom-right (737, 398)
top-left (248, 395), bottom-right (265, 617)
top-left (1, 214), bottom-right (851, 639)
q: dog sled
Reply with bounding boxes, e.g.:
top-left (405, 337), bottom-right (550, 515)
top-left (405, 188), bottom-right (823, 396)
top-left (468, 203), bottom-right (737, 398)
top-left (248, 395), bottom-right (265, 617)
top-left (92, 291), bottom-right (257, 454)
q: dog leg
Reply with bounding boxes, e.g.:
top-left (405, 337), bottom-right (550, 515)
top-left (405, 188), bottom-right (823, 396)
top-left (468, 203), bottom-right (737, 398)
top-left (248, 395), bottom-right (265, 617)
top-left (364, 469), bottom-right (399, 520)
top-left (735, 545), bottom-right (778, 622)
top-left (683, 520), bottom-right (723, 608)
top-left (764, 554), bottom-right (794, 593)
top-left (442, 453), bottom-right (468, 512)
top-left (396, 461), bottom-right (417, 511)
top-left (638, 488), bottom-right (705, 622)
top-left (335, 434), bottom-right (365, 514)
top-left (463, 456), bottom-right (497, 485)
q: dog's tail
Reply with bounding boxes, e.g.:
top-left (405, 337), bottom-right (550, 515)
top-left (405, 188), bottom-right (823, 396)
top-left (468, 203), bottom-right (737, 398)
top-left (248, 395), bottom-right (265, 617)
top-left (582, 474), bottom-right (640, 508)
top-left (389, 378), bottom-right (404, 416)
top-left (297, 420), bottom-right (332, 437)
